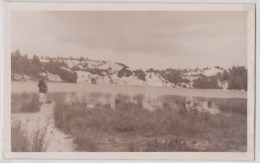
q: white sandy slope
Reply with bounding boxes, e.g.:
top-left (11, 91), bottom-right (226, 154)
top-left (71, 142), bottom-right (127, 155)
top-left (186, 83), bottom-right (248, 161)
top-left (11, 102), bottom-right (76, 152)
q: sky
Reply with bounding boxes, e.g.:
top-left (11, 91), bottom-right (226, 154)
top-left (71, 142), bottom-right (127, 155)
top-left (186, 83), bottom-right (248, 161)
top-left (11, 11), bottom-right (247, 69)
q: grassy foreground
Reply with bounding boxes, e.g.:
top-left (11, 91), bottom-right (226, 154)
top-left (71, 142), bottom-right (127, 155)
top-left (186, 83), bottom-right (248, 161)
top-left (11, 121), bottom-right (48, 152)
top-left (51, 93), bottom-right (247, 152)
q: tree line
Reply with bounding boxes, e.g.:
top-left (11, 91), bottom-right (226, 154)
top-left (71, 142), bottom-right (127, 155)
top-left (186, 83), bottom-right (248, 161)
top-left (11, 50), bottom-right (77, 83)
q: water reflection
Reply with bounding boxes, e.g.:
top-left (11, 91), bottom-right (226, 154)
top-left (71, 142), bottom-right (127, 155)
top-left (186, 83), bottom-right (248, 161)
top-left (61, 92), bottom-right (240, 115)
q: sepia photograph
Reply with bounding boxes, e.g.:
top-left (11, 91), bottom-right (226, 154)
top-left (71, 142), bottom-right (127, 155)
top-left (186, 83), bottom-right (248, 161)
top-left (2, 3), bottom-right (255, 160)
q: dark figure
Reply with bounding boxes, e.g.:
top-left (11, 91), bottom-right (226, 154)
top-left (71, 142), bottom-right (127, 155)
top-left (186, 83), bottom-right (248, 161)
top-left (38, 73), bottom-right (48, 104)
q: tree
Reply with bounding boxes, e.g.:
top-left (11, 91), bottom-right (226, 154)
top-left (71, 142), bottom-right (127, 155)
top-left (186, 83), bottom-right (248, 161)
top-left (117, 67), bottom-right (133, 78)
top-left (193, 74), bottom-right (220, 89)
top-left (227, 66), bottom-right (247, 90)
top-left (133, 69), bottom-right (146, 81)
top-left (45, 60), bottom-right (77, 83)
top-left (32, 55), bottom-right (41, 65)
top-left (161, 69), bottom-right (183, 84)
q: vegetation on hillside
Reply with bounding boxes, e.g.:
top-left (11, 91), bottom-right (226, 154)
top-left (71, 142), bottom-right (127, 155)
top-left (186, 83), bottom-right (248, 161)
top-left (45, 59), bottom-right (77, 83)
top-left (12, 50), bottom-right (77, 83)
top-left (11, 50), bottom-right (42, 79)
top-left (193, 74), bottom-right (220, 89)
top-left (11, 50), bottom-right (247, 90)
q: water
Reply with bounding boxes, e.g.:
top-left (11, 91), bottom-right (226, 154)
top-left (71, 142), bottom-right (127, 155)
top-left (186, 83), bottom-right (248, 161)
top-left (12, 81), bottom-right (247, 99)
top-left (12, 82), bottom-right (247, 114)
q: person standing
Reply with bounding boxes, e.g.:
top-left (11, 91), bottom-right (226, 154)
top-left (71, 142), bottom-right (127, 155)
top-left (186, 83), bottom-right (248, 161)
top-left (38, 73), bottom-right (48, 104)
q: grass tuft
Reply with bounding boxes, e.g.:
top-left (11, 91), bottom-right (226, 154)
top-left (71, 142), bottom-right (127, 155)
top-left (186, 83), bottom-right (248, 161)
top-left (11, 121), bottom-right (49, 152)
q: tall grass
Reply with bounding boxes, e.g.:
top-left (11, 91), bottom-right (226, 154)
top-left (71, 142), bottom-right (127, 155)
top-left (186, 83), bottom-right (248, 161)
top-left (31, 122), bottom-right (49, 152)
top-left (12, 92), bottom-right (40, 113)
top-left (11, 122), bottom-right (30, 152)
top-left (11, 121), bottom-right (49, 152)
top-left (217, 98), bottom-right (247, 115)
top-left (52, 93), bottom-right (247, 152)
top-left (144, 136), bottom-right (191, 152)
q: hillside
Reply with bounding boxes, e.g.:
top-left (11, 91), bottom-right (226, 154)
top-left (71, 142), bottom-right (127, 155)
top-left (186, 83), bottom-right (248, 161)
top-left (11, 50), bottom-right (247, 91)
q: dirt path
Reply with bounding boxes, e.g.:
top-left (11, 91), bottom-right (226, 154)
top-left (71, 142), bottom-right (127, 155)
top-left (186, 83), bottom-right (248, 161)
top-left (11, 102), bottom-right (76, 152)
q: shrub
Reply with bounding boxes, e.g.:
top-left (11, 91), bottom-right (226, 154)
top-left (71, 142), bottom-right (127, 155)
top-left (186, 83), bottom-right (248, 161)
top-left (161, 69), bottom-right (183, 84)
top-left (216, 66), bottom-right (247, 90)
top-left (45, 60), bottom-right (77, 83)
top-left (71, 65), bottom-right (81, 71)
top-left (133, 69), bottom-right (146, 81)
top-left (86, 68), bottom-right (106, 76)
top-left (117, 67), bottom-right (133, 78)
top-left (227, 66), bottom-right (247, 91)
top-left (11, 50), bottom-right (42, 80)
top-left (193, 74), bottom-right (220, 89)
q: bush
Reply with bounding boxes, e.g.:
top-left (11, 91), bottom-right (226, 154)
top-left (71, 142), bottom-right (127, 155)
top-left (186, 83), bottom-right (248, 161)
top-left (216, 66), bottom-right (247, 90)
top-left (46, 60), bottom-right (77, 83)
top-left (117, 67), bottom-right (133, 78)
top-left (11, 50), bottom-right (42, 79)
top-left (133, 69), bottom-right (146, 81)
top-left (86, 68), bottom-right (107, 76)
top-left (58, 69), bottom-right (77, 83)
top-left (193, 74), bottom-right (220, 89)
top-left (227, 66), bottom-right (247, 91)
top-left (71, 65), bottom-right (81, 71)
top-left (161, 69), bottom-right (183, 84)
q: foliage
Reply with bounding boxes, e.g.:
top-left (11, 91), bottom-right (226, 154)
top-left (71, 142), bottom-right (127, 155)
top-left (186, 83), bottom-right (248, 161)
top-left (215, 66), bottom-right (247, 90)
top-left (86, 68), bottom-right (106, 76)
top-left (11, 50), bottom-right (42, 79)
top-left (193, 74), bottom-right (220, 89)
top-left (11, 50), bottom-right (247, 90)
top-left (117, 67), bottom-right (133, 78)
top-left (146, 68), bottom-right (160, 74)
top-left (52, 93), bottom-right (247, 152)
top-left (227, 66), bottom-right (247, 91)
top-left (161, 69), bottom-right (183, 84)
top-left (11, 50), bottom-right (77, 83)
top-left (133, 69), bottom-right (146, 81)
top-left (116, 62), bottom-right (128, 68)
top-left (71, 65), bottom-right (81, 71)
top-left (45, 60), bottom-right (77, 83)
